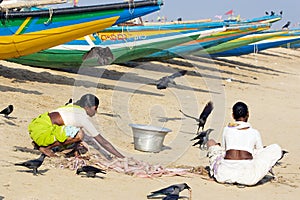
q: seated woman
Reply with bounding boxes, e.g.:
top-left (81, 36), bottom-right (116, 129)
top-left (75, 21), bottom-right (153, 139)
top-left (28, 93), bottom-right (124, 159)
top-left (207, 101), bottom-right (282, 186)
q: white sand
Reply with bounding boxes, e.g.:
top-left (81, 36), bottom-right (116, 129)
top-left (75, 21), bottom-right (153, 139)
top-left (0, 47), bottom-right (299, 199)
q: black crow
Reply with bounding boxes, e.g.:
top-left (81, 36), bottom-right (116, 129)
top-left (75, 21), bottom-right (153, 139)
top-left (15, 154), bottom-right (46, 175)
top-left (269, 150), bottom-right (288, 177)
top-left (76, 165), bottom-right (106, 178)
top-left (191, 128), bottom-right (214, 150)
top-left (147, 183), bottom-right (191, 199)
top-left (0, 105), bottom-right (13, 118)
top-left (179, 101), bottom-right (213, 133)
top-left (156, 70), bottom-right (187, 89)
top-left (282, 21), bottom-right (291, 29)
top-left (65, 98), bottom-right (72, 105)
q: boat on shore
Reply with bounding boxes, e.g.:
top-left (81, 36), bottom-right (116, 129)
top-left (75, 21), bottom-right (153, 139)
top-left (0, 0), bottom-right (162, 59)
top-left (192, 29), bottom-right (288, 56)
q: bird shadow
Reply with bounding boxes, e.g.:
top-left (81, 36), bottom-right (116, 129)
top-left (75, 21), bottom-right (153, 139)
top-left (157, 117), bottom-right (184, 122)
top-left (2, 118), bottom-right (17, 126)
top-left (13, 146), bottom-right (41, 155)
top-left (99, 112), bottom-right (121, 118)
top-left (15, 168), bottom-right (49, 175)
top-left (1, 116), bottom-right (17, 120)
top-left (78, 175), bottom-right (105, 179)
top-left (147, 196), bottom-right (189, 199)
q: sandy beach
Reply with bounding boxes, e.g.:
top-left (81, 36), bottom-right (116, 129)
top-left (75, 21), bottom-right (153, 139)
top-left (0, 47), bottom-right (299, 199)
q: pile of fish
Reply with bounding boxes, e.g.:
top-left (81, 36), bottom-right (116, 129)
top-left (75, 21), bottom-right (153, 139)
top-left (51, 153), bottom-right (209, 178)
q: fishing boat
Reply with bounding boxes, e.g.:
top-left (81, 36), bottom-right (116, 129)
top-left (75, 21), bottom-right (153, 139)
top-left (140, 23), bottom-right (271, 60)
top-left (8, 28), bottom-right (218, 69)
top-left (275, 29), bottom-right (300, 49)
top-left (196, 29), bottom-right (293, 57)
top-left (7, 13), bottom-right (282, 68)
top-left (209, 29), bottom-right (300, 57)
top-left (138, 14), bottom-right (282, 60)
top-left (0, 0), bottom-right (162, 59)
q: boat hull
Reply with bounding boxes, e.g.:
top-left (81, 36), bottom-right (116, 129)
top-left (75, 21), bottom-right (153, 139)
top-left (0, 0), bottom-right (162, 59)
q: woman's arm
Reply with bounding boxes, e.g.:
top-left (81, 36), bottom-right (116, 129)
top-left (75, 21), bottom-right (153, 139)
top-left (94, 134), bottom-right (125, 158)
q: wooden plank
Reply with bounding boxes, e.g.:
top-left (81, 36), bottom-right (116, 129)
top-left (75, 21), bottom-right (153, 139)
top-left (0, 0), bottom-right (67, 10)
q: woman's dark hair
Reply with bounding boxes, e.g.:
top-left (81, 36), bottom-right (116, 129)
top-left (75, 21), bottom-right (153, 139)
top-left (232, 101), bottom-right (248, 120)
top-left (75, 94), bottom-right (99, 108)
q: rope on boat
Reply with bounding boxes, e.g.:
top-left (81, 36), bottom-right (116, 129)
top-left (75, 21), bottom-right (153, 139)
top-left (128, 0), bottom-right (135, 15)
top-left (44, 7), bottom-right (53, 25)
top-left (122, 25), bottom-right (135, 50)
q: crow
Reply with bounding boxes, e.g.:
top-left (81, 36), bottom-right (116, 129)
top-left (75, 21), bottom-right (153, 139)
top-left (179, 101), bottom-right (214, 133)
top-left (275, 150), bottom-right (288, 166)
top-left (191, 128), bottom-right (214, 150)
top-left (269, 150), bottom-right (288, 177)
top-left (15, 154), bottom-right (46, 175)
top-left (147, 183), bottom-right (191, 199)
top-left (0, 105), bottom-right (14, 118)
top-left (76, 165), bottom-right (106, 178)
top-left (82, 46), bottom-right (114, 66)
top-left (282, 21), bottom-right (291, 29)
top-left (65, 98), bottom-right (72, 105)
top-left (156, 70), bottom-right (187, 90)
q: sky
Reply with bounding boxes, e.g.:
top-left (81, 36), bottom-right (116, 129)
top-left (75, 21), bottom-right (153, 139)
top-left (77, 0), bottom-right (300, 30)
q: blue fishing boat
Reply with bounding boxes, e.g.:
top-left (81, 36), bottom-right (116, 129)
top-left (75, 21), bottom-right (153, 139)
top-left (0, 0), bottom-right (162, 59)
top-left (209, 29), bottom-right (300, 57)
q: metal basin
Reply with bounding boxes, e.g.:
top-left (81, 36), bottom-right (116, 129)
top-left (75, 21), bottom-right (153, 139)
top-left (129, 124), bottom-right (172, 153)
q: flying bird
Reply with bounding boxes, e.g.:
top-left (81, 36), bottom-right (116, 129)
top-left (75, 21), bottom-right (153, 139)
top-left (14, 154), bottom-right (46, 175)
top-left (82, 47), bottom-right (114, 66)
top-left (156, 70), bottom-right (187, 90)
top-left (191, 128), bottom-right (214, 150)
top-left (265, 11), bottom-right (269, 15)
top-left (76, 165), bottom-right (106, 178)
top-left (0, 105), bottom-right (14, 118)
top-left (270, 11), bottom-right (275, 16)
top-left (282, 21), bottom-right (291, 29)
top-left (280, 10), bottom-right (283, 15)
top-left (179, 101), bottom-right (214, 133)
top-left (147, 183), bottom-right (191, 199)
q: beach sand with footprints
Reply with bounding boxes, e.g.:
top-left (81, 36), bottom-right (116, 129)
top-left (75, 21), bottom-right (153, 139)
top-left (0, 47), bottom-right (299, 199)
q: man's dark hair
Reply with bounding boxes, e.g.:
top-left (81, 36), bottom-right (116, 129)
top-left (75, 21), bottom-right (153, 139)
top-left (75, 94), bottom-right (99, 108)
top-left (232, 101), bottom-right (248, 120)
